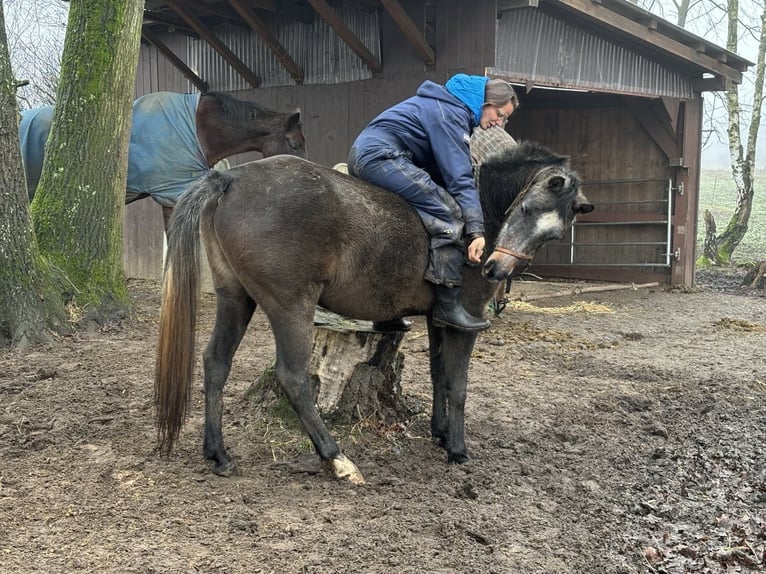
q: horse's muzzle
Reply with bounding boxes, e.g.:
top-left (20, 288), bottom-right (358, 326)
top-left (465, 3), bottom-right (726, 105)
top-left (483, 250), bottom-right (528, 281)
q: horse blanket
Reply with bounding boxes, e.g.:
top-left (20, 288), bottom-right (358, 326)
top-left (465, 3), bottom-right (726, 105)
top-left (19, 92), bottom-right (208, 207)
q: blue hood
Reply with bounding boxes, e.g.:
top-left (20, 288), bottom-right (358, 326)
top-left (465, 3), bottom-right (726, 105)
top-left (445, 74), bottom-right (488, 125)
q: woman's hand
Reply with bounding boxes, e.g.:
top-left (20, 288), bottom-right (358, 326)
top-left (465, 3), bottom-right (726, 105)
top-left (467, 236), bottom-right (485, 263)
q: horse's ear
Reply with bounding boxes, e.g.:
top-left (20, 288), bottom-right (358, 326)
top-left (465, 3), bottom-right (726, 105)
top-left (287, 110), bottom-right (302, 128)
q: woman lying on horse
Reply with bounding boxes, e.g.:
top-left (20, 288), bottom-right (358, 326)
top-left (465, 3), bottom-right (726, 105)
top-left (348, 74), bottom-right (519, 332)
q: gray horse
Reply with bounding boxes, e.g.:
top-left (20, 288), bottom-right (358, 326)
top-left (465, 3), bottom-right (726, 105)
top-left (155, 141), bottom-right (593, 484)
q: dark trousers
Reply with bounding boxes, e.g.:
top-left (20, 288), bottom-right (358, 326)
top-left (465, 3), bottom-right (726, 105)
top-left (349, 143), bottom-right (465, 287)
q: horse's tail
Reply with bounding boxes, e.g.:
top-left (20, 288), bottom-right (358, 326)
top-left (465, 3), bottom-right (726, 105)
top-left (154, 170), bottom-right (234, 455)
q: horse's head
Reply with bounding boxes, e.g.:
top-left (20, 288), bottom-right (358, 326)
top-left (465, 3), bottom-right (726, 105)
top-left (479, 144), bottom-right (593, 282)
top-left (259, 108), bottom-right (307, 159)
top-left (198, 93), bottom-right (308, 163)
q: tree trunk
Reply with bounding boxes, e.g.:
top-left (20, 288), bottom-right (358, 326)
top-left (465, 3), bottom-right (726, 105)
top-left (703, 0), bottom-right (766, 265)
top-left (741, 261), bottom-right (766, 289)
top-left (30, 0), bottom-right (143, 318)
top-left (701, 209), bottom-right (718, 263)
top-left (0, 1), bottom-right (65, 347)
top-left (675, 0), bottom-right (691, 27)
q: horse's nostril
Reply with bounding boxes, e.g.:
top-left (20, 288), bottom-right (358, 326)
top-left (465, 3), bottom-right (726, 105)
top-left (482, 259), bottom-right (496, 278)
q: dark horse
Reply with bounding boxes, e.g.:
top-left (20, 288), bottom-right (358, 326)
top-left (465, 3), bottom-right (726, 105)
top-left (155, 141), bottom-right (593, 484)
top-left (19, 91), bottom-right (306, 229)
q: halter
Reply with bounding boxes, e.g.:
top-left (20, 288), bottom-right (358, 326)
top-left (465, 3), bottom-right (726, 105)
top-left (492, 245), bottom-right (534, 261)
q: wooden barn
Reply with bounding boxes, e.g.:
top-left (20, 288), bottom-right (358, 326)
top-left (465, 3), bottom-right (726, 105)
top-left (129, 0), bottom-right (750, 287)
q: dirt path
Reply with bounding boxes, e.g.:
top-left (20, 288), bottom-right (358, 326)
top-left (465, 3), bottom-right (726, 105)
top-left (1, 276), bottom-right (764, 573)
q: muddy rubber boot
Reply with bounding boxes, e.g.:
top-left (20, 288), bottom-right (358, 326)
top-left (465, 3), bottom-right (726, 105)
top-left (373, 318), bottom-right (413, 332)
top-left (431, 285), bottom-right (490, 332)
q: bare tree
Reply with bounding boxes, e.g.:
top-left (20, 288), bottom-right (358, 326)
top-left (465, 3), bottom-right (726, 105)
top-left (0, 0), bottom-right (66, 346)
top-left (30, 0), bottom-right (144, 319)
top-left (638, 0), bottom-right (763, 265)
top-left (699, 0), bottom-right (765, 264)
top-left (5, 0), bottom-right (67, 109)
top-left (0, 0), bottom-right (143, 347)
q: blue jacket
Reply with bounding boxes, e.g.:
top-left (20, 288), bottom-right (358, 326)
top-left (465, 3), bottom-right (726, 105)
top-left (361, 75), bottom-right (488, 237)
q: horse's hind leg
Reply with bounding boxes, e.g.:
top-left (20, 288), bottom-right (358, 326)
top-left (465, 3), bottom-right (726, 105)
top-left (268, 307), bottom-right (365, 484)
top-left (203, 285), bottom-right (256, 476)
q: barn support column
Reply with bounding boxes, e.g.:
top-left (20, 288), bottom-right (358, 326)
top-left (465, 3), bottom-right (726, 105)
top-left (671, 96), bottom-right (702, 287)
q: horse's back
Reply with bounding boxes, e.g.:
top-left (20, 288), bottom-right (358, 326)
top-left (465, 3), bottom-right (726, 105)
top-left (208, 156), bottom-right (433, 318)
top-left (219, 155), bottom-right (422, 230)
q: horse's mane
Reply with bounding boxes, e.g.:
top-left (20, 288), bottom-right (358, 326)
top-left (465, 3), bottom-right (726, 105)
top-left (478, 140), bottom-right (570, 226)
top-left (203, 91), bottom-right (281, 119)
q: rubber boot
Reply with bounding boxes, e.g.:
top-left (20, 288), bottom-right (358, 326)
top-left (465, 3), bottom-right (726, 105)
top-left (431, 285), bottom-right (490, 332)
top-left (373, 318), bottom-right (413, 332)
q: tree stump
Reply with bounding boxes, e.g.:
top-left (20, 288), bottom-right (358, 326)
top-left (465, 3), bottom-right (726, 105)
top-left (250, 308), bottom-right (409, 424)
top-left (702, 209), bottom-right (718, 261)
top-left (742, 261), bottom-right (766, 289)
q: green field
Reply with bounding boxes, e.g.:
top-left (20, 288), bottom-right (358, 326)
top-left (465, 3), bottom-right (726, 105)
top-left (697, 170), bottom-right (766, 262)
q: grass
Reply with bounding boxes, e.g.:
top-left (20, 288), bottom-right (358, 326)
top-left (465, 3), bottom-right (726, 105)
top-left (697, 170), bottom-right (766, 263)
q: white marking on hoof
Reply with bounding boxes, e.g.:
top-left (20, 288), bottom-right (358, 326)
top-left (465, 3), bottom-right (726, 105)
top-left (332, 454), bottom-right (365, 485)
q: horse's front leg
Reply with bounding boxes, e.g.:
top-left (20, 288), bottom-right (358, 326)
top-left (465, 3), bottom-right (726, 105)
top-left (427, 321), bottom-right (448, 447)
top-left (202, 290), bottom-right (256, 476)
top-left (444, 328), bottom-right (477, 463)
top-left (428, 320), bottom-right (478, 463)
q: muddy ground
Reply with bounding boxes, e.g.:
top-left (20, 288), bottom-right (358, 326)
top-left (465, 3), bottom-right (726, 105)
top-left (1, 269), bottom-right (764, 573)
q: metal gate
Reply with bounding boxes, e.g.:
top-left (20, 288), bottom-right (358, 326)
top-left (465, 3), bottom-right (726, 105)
top-left (536, 177), bottom-right (680, 269)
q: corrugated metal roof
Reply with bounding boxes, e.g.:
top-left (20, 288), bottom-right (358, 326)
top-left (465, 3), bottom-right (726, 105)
top-left (490, 8), bottom-right (694, 99)
top-left (185, 5), bottom-right (379, 91)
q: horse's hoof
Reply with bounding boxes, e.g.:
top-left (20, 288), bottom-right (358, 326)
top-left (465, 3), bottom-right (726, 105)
top-left (331, 454), bottom-right (365, 485)
top-left (448, 451), bottom-right (471, 465)
top-left (209, 458), bottom-right (240, 477)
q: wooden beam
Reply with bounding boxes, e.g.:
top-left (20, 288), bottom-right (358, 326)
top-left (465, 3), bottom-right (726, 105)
top-left (379, 0), bottom-right (435, 65)
top-left (227, 0), bottom-right (305, 84)
top-left (622, 96), bottom-right (681, 164)
top-left (693, 76), bottom-right (728, 92)
top-left (643, 17), bottom-right (658, 32)
top-left (306, 0), bottom-right (382, 73)
top-left (166, 0), bottom-right (261, 88)
top-left (672, 98), bottom-right (701, 287)
top-left (553, 0), bottom-right (743, 84)
top-left (142, 10), bottom-right (194, 34)
top-left (142, 29), bottom-right (209, 93)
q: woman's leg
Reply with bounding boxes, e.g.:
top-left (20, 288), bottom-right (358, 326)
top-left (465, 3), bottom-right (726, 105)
top-left (350, 149), bottom-right (489, 332)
